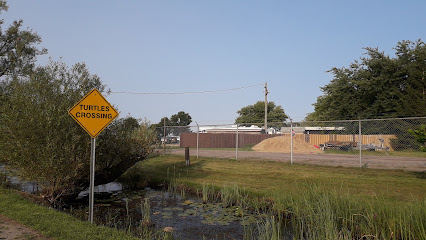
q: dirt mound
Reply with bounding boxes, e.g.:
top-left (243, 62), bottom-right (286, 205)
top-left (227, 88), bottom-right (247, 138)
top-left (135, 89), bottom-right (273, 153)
top-left (253, 136), bottom-right (323, 154)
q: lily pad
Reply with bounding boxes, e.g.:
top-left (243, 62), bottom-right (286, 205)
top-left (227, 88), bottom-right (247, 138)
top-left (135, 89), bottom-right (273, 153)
top-left (95, 203), bottom-right (111, 207)
top-left (182, 200), bottom-right (194, 205)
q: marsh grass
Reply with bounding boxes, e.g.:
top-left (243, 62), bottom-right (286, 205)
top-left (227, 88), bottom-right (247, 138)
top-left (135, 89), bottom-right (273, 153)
top-left (93, 196), bottom-right (173, 240)
top-left (220, 184), bottom-right (249, 209)
top-left (255, 214), bottom-right (284, 240)
top-left (272, 184), bottom-right (426, 240)
top-left (121, 155), bottom-right (426, 239)
top-left (201, 183), bottom-right (213, 203)
top-left (140, 198), bottom-right (151, 225)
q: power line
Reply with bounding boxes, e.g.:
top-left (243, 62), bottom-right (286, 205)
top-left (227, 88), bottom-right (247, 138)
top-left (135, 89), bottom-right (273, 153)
top-left (109, 83), bottom-right (263, 95)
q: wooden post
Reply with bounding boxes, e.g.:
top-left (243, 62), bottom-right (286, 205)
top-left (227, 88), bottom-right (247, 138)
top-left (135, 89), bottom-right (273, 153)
top-left (185, 146), bottom-right (190, 166)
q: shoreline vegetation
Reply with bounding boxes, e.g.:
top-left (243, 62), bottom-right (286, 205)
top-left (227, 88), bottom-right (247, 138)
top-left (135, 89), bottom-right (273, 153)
top-left (1, 154), bottom-right (425, 239)
top-left (120, 155), bottom-right (426, 239)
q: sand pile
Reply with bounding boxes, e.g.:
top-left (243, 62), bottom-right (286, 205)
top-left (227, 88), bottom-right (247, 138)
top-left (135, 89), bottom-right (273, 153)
top-left (253, 136), bottom-right (323, 154)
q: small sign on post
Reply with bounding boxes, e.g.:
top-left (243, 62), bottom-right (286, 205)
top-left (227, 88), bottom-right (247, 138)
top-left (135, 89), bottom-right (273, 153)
top-left (68, 88), bottom-right (118, 224)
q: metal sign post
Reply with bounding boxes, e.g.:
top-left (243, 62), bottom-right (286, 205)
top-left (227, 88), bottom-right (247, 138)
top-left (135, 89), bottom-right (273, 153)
top-left (89, 137), bottom-right (96, 223)
top-left (68, 88), bottom-right (118, 224)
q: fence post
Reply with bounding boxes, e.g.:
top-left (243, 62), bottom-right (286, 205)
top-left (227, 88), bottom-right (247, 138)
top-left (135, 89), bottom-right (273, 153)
top-left (196, 122), bottom-right (199, 159)
top-left (359, 119), bottom-right (362, 168)
top-left (185, 146), bottom-right (190, 166)
top-left (236, 124), bottom-right (239, 160)
top-left (290, 120), bottom-right (293, 165)
top-left (163, 118), bottom-right (166, 155)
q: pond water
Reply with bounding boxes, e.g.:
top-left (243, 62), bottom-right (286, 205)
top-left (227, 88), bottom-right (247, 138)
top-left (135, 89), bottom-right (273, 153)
top-left (0, 164), bottom-right (40, 193)
top-left (1, 166), bottom-right (291, 239)
top-left (75, 183), bottom-right (262, 239)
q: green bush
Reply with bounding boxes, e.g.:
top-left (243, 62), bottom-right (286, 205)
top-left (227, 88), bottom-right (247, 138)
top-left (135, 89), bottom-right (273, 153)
top-left (0, 61), bottom-right (155, 203)
top-left (408, 125), bottom-right (426, 152)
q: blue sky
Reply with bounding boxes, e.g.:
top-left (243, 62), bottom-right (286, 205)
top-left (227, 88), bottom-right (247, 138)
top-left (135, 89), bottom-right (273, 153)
top-left (4, 1), bottom-right (426, 124)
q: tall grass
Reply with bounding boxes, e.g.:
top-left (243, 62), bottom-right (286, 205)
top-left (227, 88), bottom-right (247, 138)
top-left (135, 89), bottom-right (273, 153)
top-left (140, 198), bottom-right (151, 226)
top-left (246, 214), bottom-right (284, 240)
top-left (121, 155), bottom-right (426, 239)
top-left (272, 184), bottom-right (426, 240)
top-left (220, 184), bottom-right (248, 208)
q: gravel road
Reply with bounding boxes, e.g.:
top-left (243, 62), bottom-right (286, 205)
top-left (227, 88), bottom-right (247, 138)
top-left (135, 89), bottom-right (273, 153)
top-left (169, 149), bottom-right (426, 172)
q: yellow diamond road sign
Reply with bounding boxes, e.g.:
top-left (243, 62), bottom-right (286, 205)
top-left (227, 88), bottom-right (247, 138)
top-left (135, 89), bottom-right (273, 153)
top-left (68, 88), bottom-right (118, 138)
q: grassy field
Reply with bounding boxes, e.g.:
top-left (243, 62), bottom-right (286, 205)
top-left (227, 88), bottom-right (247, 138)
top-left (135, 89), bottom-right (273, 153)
top-left (121, 155), bottom-right (426, 239)
top-left (0, 187), bottom-right (140, 240)
top-left (124, 155), bottom-right (425, 202)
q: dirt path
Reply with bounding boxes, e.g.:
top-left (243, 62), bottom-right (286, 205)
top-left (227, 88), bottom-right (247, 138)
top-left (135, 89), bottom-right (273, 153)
top-left (169, 149), bottom-right (426, 172)
top-left (0, 215), bottom-right (52, 240)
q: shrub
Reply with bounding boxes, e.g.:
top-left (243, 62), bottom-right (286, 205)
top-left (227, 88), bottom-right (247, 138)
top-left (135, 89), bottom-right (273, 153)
top-left (0, 61), bottom-right (155, 203)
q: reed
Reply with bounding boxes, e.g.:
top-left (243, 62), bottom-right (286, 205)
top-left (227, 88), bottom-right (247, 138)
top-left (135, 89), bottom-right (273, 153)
top-left (201, 183), bottom-right (212, 203)
top-left (122, 155), bottom-right (426, 239)
top-left (140, 198), bottom-right (151, 226)
top-left (271, 184), bottom-right (426, 239)
top-left (220, 184), bottom-right (249, 208)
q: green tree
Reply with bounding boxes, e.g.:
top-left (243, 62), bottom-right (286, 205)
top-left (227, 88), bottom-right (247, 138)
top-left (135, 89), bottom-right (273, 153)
top-left (169, 111), bottom-right (192, 135)
top-left (152, 117), bottom-right (171, 139)
top-left (0, 61), bottom-right (155, 203)
top-left (307, 40), bottom-right (426, 121)
top-left (235, 101), bottom-right (288, 128)
top-left (0, 1), bottom-right (47, 78)
top-left (153, 111), bottom-right (192, 138)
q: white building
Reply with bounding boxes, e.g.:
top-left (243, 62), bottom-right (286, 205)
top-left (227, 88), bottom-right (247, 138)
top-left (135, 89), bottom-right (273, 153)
top-left (199, 125), bottom-right (265, 134)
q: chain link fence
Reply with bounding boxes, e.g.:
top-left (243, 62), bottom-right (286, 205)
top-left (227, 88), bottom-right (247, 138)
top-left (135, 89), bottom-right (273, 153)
top-left (155, 117), bottom-right (426, 170)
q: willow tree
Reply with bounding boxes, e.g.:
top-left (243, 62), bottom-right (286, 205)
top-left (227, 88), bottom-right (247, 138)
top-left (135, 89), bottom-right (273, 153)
top-left (0, 61), bottom-right (156, 203)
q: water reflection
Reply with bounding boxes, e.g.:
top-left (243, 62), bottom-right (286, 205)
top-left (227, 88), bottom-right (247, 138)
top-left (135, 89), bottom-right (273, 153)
top-left (74, 183), bottom-right (255, 239)
top-left (0, 163), bottom-right (40, 193)
top-left (77, 182), bottom-right (123, 198)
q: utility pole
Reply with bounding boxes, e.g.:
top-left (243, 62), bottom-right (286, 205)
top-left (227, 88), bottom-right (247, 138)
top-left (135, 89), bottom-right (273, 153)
top-left (264, 82), bottom-right (269, 133)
